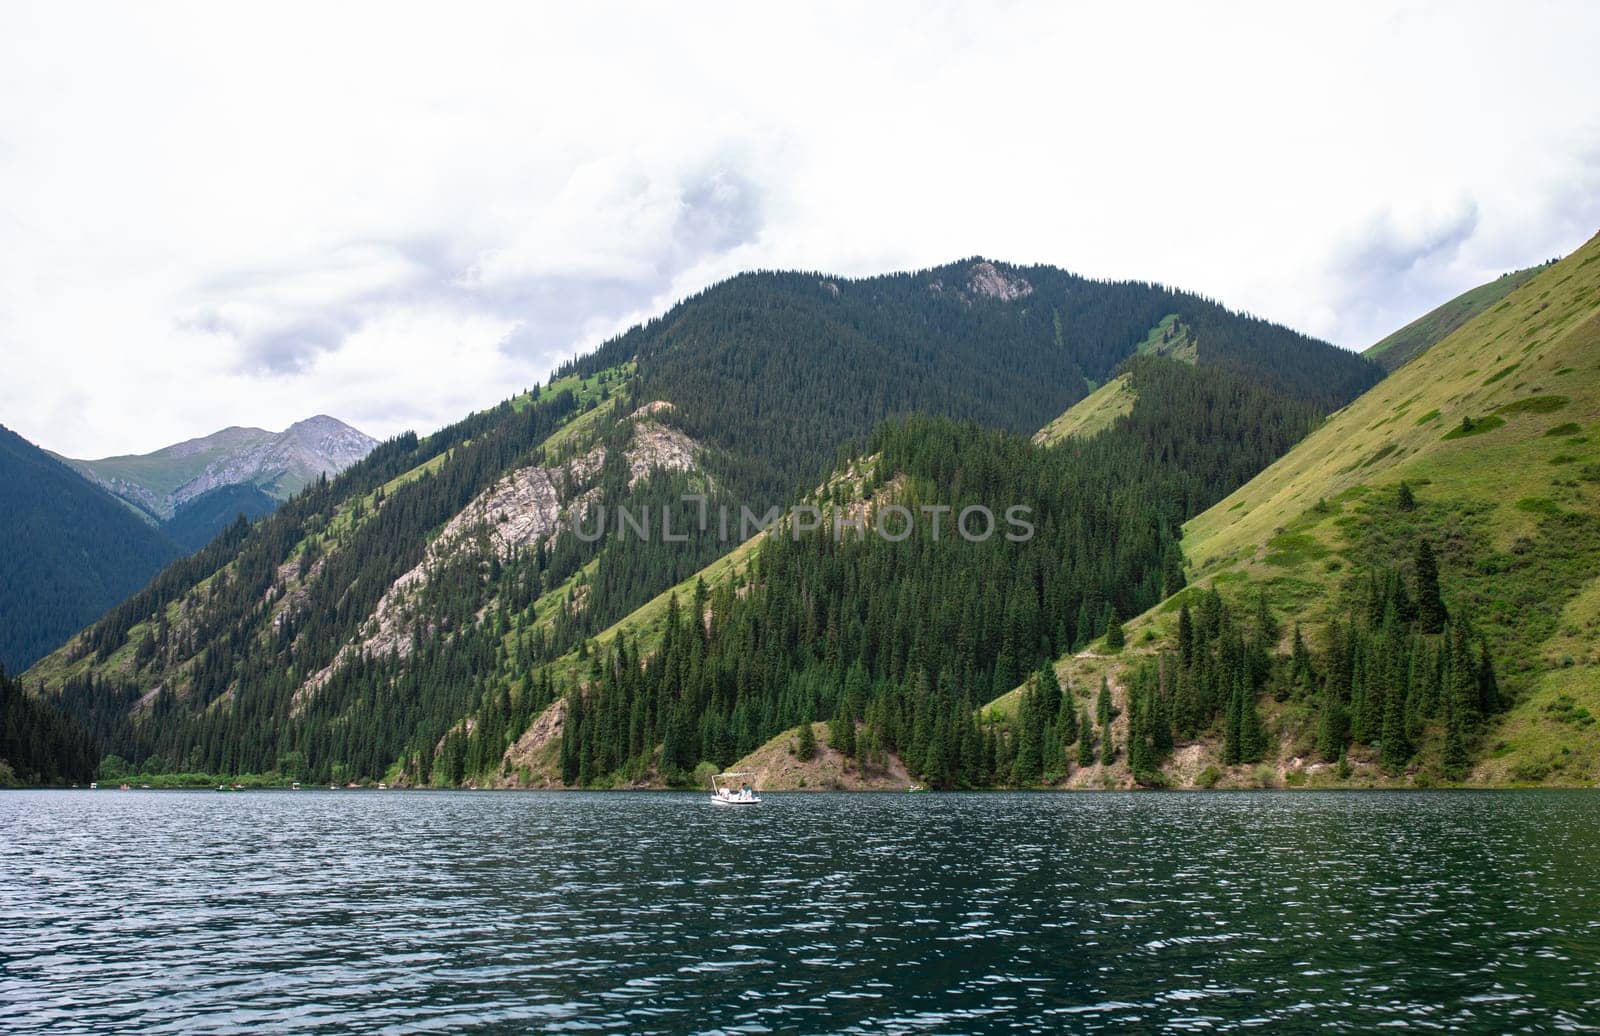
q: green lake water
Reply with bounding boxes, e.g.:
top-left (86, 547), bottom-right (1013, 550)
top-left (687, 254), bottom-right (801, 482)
top-left (3, 789), bottom-right (1598, 1032)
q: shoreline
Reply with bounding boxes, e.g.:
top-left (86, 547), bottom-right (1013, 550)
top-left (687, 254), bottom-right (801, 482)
top-left (7, 781), bottom-right (1597, 793)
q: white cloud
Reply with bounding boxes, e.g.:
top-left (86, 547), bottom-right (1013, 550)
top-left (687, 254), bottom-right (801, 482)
top-left (1, 0), bottom-right (1597, 456)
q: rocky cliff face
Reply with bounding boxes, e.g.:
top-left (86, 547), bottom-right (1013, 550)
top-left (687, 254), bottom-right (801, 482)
top-left (926, 259), bottom-right (1034, 304)
top-left (294, 406), bottom-right (702, 705)
top-left (66, 415), bottom-right (378, 520)
top-left (966, 260), bottom-right (1033, 301)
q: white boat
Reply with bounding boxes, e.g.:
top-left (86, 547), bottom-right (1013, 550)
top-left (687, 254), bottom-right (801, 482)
top-left (709, 771), bottom-right (761, 805)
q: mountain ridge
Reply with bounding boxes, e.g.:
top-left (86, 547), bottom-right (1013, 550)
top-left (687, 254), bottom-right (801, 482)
top-left (1363, 263), bottom-right (1549, 372)
top-left (24, 256), bottom-right (1381, 789)
top-left (61, 414), bottom-right (377, 522)
top-left (0, 424), bottom-right (181, 672)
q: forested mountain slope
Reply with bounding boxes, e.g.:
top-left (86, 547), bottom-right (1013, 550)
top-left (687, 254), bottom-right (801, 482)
top-left (560, 257), bottom-right (1381, 500)
top-left (0, 425), bottom-right (181, 672)
top-left (1039, 231), bottom-right (1600, 789)
top-left (477, 354), bottom-right (1356, 791)
top-left (22, 257), bottom-right (1380, 786)
top-left (0, 666), bottom-right (97, 786)
top-left (158, 483), bottom-right (281, 552)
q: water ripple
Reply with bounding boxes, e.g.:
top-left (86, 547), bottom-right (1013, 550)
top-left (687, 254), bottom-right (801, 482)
top-left (2, 790), bottom-right (1599, 1032)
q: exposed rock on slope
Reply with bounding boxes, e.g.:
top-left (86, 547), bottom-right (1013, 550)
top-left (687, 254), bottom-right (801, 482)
top-left (967, 259), bottom-right (1033, 301)
top-left (725, 722), bottom-right (914, 791)
top-left (297, 408), bottom-right (701, 700)
top-left (495, 697), bottom-right (568, 788)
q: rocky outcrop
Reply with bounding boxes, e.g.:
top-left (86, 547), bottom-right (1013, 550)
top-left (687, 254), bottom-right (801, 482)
top-left (293, 407), bottom-right (702, 705)
top-left (726, 721), bottom-right (913, 791)
top-left (926, 260), bottom-right (1034, 305)
top-left (495, 698), bottom-right (568, 787)
top-left (966, 260), bottom-right (1033, 301)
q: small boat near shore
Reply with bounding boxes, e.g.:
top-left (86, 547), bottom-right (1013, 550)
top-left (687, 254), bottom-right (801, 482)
top-left (710, 771), bottom-right (761, 805)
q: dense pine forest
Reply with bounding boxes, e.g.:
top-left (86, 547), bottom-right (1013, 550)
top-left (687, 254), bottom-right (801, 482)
top-left (159, 483), bottom-right (280, 552)
top-left (0, 666), bottom-right (98, 786)
top-left (0, 424), bottom-right (181, 673)
top-left (556, 260), bottom-right (1382, 501)
top-left (550, 357), bottom-right (1344, 789)
top-left (17, 257), bottom-right (1387, 786)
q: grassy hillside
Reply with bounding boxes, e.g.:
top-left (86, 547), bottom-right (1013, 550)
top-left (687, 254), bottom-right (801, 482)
top-left (979, 235), bottom-right (1600, 790)
top-left (722, 721), bottom-right (913, 791)
top-left (1033, 374), bottom-right (1137, 445)
top-left (1185, 236), bottom-right (1598, 588)
top-left (62, 427), bottom-right (267, 508)
top-left (1049, 231), bottom-right (1600, 787)
top-left (1363, 264), bottom-right (1548, 372)
top-left (1136, 313), bottom-right (1198, 363)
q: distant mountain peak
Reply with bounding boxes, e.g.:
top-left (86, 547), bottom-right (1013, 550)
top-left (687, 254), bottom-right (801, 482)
top-left (287, 414), bottom-right (356, 432)
top-left (64, 416), bottom-right (379, 521)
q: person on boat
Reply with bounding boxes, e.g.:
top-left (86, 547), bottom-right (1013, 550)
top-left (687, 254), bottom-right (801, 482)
top-left (740, 783), bottom-right (753, 801)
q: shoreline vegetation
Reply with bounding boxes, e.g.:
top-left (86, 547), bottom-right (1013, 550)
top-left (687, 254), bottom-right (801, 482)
top-left (11, 778), bottom-right (1599, 791)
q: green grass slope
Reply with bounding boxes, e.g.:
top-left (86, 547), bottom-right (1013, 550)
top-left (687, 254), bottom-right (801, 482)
top-left (1172, 231), bottom-right (1600, 784)
top-left (1363, 264), bottom-right (1547, 372)
top-left (1033, 374), bottom-right (1136, 445)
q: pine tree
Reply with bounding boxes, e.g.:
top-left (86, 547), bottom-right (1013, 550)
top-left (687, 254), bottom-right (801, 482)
top-left (1379, 681), bottom-right (1410, 774)
top-left (1447, 623), bottom-right (1479, 726)
top-left (1126, 678), bottom-right (1153, 775)
top-left (1397, 481), bottom-right (1416, 511)
top-left (1223, 683), bottom-right (1243, 766)
top-left (829, 698), bottom-right (857, 759)
top-left (1035, 665), bottom-right (1063, 723)
top-left (794, 720), bottom-right (816, 761)
top-left (1012, 726), bottom-right (1042, 785)
top-left (1441, 698), bottom-right (1469, 780)
top-left (1150, 675), bottom-right (1174, 759)
top-left (1177, 603), bottom-right (1195, 667)
top-left (1161, 545), bottom-right (1187, 599)
top-left (1255, 589), bottom-right (1278, 644)
top-left (560, 692), bottom-right (584, 785)
top-left (1105, 606), bottom-right (1126, 651)
top-left (1415, 540), bottom-right (1447, 634)
top-left (1315, 693), bottom-right (1348, 761)
top-left (1238, 687), bottom-right (1266, 764)
top-left (1058, 687), bottom-right (1079, 745)
top-left (1077, 707), bottom-right (1095, 767)
top-left (1477, 643), bottom-right (1501, 715)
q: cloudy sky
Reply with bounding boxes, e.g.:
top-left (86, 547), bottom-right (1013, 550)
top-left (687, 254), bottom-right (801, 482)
top-left (2, 1), bottom-right (1597, 457)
